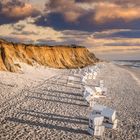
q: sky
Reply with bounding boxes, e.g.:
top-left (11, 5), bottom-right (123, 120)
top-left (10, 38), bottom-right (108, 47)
top-left (0, 0), bottom-right (140, 60)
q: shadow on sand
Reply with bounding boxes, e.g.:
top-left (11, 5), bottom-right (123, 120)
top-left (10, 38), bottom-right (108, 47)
top-left (23, 109), bottom-right (88, 121)
top-left (46, 81), bottom-right (83, 90)
top-left (6, 115), bottom-right (89, 135)
top-left (19, 110), bottom-right (88, 125)
top-left (25, 95), bottom-right (88, 107)
top-left (26, 89), bottom-right (83, 98)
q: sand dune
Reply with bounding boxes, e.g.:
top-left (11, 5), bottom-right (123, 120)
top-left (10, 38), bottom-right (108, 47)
top-left (0, 62), bottom-right (139, 140)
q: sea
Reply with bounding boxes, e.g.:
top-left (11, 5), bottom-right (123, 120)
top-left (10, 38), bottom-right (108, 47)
top-left (112, 60), bottom-right (140, 69)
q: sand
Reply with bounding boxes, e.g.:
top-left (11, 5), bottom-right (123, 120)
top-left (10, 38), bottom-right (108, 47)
top-left (0, 62), bottom-right (140, 140)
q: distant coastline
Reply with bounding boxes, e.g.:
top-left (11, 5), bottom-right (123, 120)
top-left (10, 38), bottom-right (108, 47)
top-left (112, 60), bottom-right (140, 68)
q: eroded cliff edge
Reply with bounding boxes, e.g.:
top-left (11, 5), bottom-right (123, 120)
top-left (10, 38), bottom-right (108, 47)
top-left (0, 39), bottom-right (99, 72)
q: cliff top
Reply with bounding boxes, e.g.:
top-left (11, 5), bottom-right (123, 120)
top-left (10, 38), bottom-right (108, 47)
top-left (0, 38), bottom-right (85, 48)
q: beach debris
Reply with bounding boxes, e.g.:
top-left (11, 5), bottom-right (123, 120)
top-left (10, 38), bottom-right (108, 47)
top-left (87, 104), bottom-right (118, 136)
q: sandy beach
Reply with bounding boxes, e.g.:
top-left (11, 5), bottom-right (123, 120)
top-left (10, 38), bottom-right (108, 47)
top-left (0, 62), bottom-right (140, 140)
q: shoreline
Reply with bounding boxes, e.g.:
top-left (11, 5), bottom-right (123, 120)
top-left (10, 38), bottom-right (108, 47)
top-left (114, 64), bottom-right (140, 86)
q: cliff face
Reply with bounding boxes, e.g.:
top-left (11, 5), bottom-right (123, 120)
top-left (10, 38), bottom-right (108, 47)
top-left (0, 39), bottom-right (98, 72)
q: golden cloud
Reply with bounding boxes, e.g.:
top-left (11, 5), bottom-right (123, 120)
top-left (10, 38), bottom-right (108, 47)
top-left (46, 0), bottom-right (140, 23)
top-left (46, 0), bottom-right (85, 22)
top-left (90, 46), bottom-right (140, 53)
top-left (0, 18), bottom-right (64, 43)
top-left (94, 2), bottom-right (140, 23)
top-left (83, 34), bottom-right (140, 54)
top-left (1, 1), bottom-right (40, 19)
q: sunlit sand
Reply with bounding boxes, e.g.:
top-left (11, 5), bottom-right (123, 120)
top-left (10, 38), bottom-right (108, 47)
top-left (0, 62), bottom-right (139, 139)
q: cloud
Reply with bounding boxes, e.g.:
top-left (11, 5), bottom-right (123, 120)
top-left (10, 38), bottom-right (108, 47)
top-left (82, 31), bottom-right (140, 54)
top-left (92, 29), bottom-right (140, 38)
top-left (35, 13), bottom-right (93, 31)
top-left (90, 46), bottom-right (140, 54)
top-left (93, 3), bottom-right (140, 23)
top-left (1, 0), bottom-right (139, 32)
top-left (0, 0), bottom-right (40, 24)
top-left (0, 0), bottom-right (139, 60)
top-left (34, 0), bottom-right (140, 32)
top-left (0, 17), bottom-right (64, 43)
top-left (0, 17), bottom-right (140, 56)
top-left (45, 0), bottom-right (84, 22)
top-left (45, 0), bottom-right (140, 24)
top-left (76, 0), bottom-right (140, 5)
top-left (59, 29), bottom-right (140, 54)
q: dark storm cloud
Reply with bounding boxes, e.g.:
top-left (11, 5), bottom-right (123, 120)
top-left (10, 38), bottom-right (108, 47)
top-left (76, 0), bottom-right (140, 5)
top-left (34, 0), bottom-right (140, 32)
top-left (45, 0), bottom-right (84, 22)
top-left (35, 13), bottom-right (96, 32)
top-left (35, 12), bottom-right (140, 32)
